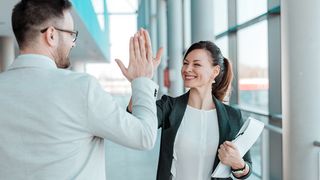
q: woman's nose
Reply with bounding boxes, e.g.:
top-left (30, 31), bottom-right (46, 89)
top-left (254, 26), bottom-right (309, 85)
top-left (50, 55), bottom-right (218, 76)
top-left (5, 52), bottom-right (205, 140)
top-left (185, 65), bottom-right (192, 72)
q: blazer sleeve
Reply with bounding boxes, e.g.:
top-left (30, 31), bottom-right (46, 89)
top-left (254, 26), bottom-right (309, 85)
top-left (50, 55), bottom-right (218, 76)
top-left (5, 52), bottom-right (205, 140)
top-left (86, 77), bottom-right (159, 150)
top-left (156, 95), bottom-right (172, 128)
top-left (235, 109), bottom-right (253, 179)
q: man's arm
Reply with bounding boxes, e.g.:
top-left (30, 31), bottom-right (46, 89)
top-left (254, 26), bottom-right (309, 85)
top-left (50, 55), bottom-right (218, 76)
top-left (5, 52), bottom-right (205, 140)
top-left (86, 76), bottom-right (158, 150)
top-left (85, 29), bottom-right (161, 150)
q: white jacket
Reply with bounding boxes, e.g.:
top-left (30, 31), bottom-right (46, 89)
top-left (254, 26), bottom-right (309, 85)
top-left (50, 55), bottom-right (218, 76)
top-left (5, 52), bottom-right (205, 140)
top-left (0, 54), bottom-right (158, 180)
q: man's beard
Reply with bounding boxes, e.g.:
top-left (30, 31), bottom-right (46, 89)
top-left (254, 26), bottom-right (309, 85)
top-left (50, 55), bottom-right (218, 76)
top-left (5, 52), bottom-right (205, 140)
top-left (56, 46), bottom-right (71, 69)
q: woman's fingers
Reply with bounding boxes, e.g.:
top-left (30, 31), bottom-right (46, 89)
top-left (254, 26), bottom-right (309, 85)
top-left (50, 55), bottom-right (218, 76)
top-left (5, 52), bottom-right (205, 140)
top-left (129, 37), bottom-right (135, 63)
top-left (133, 34), bottom-right (141, 62)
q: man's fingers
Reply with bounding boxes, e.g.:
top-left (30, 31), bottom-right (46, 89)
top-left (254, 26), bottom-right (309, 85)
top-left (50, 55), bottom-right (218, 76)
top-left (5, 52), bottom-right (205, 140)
top-left (139, 36), bottom-right (147, 61)
top-left (154, 47), bottom-right (164, 66)
top-left (133, 35), bottom-right (141, 61)
top-left (129, 37), bottom-right (135, 63)
top-left (155, 47), bottom-right (164, 61)
top-left (115, 59), bottom-right (129, 80)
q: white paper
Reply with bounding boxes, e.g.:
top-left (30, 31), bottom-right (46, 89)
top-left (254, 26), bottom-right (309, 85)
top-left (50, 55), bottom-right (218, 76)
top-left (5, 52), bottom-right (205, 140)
top-left (211, 117), bottom-right (265, 178)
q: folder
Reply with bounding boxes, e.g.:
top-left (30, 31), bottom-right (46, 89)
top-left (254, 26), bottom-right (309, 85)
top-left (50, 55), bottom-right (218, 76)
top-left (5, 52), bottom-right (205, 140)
top-left (211, 117), bottom-right (265, 178)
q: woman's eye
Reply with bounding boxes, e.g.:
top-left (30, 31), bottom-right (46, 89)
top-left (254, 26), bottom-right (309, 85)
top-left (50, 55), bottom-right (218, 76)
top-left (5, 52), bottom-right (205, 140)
top-left (194, 64), bottom-right (201, 66)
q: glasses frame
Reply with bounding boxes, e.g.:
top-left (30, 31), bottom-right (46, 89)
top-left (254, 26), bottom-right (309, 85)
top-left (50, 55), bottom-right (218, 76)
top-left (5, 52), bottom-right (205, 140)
top-left (40, 27), bottom-right (78, 42)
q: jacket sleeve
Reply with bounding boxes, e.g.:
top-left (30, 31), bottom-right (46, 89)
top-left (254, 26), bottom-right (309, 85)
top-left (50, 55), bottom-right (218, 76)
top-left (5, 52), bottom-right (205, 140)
top-left (234, 109), bottom-right (253, 179)
top-left (86, 77), bottom-right (159, 150)
top-left (156, 95), bottom-right (172, 128)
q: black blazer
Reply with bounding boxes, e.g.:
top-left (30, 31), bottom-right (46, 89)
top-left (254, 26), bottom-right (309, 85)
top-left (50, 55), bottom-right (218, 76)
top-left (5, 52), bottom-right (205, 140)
top-left (156, 92), bottom-right (252, 180)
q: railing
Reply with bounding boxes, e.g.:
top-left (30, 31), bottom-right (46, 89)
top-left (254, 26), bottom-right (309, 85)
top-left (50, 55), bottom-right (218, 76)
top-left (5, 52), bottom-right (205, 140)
top-left (233, 105), bottom-right (283, 134)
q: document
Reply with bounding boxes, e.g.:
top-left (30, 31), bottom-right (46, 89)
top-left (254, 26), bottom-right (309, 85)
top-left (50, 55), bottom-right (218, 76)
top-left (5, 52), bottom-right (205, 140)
top-left (211, 117), bottom-right (265, 178)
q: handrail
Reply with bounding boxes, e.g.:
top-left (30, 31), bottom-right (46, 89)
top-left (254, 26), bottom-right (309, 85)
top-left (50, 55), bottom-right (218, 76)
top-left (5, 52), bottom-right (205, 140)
top-left (314, 141), bottom-right (320, 147)
top-left (231, 105), bottom-right (283, 134)
top-left (232, 104), bottom-right (282, 120)
top-left (264, 124), bottom-right (282, 134)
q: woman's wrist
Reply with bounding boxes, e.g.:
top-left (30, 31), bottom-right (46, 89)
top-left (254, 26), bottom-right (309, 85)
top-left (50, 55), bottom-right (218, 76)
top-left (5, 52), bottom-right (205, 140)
top-left (231, 159), bottom-right (245, 170)
top-left (232, 162), bottom-right (250, 178)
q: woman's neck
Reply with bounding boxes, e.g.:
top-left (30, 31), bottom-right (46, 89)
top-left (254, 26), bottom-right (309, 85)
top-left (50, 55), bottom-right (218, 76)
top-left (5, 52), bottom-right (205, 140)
top-left (188, 87), bottom-right (215, 110)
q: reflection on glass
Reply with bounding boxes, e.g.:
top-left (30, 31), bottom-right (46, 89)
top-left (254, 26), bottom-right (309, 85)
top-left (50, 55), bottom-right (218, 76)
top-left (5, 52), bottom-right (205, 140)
top-left (241, 112), bottom-right (267, 180)
top-left (214, 0), bottom-right (228, 35)
top-left (238, 20), bottom-right (268, 112)
top-left (237, 0), bottom-right (267, 24)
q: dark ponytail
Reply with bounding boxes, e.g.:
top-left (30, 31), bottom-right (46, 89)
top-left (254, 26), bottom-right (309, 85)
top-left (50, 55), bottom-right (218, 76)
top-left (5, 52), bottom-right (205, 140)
top-left (211, 57), bottom-right (233, 101)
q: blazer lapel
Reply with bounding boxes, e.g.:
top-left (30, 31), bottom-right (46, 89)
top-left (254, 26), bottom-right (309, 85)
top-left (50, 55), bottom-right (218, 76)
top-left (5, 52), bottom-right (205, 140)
top-left (213, 96), bottom-right (231, 145)
top-left (212, 96), bottom-right (232, 172)
top-left (169, 91), bottom-right (189, 128)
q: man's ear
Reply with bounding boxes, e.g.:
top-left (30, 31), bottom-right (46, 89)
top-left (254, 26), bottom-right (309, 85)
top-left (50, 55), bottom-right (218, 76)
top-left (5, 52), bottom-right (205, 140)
top-left (45, 27), bottom-right (57, 47)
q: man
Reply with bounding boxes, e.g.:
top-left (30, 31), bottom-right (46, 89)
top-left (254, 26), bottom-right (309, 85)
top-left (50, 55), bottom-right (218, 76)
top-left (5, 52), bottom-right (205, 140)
top-left (0, 0), bottom-right (161, 179)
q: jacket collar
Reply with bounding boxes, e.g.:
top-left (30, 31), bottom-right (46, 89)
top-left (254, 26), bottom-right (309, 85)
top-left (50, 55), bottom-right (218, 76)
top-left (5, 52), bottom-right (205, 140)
top-left (8, 54), bottom-right (57, 70)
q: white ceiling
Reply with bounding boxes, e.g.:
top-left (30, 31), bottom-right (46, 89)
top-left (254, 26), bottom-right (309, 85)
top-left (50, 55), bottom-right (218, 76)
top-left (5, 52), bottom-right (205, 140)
top-left (0, 0), bottom-right (108, 62)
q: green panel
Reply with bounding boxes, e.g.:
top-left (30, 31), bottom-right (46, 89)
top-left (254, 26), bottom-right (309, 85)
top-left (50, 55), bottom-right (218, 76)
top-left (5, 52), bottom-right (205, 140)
top-left (71, 0), bottom-right (110, 60)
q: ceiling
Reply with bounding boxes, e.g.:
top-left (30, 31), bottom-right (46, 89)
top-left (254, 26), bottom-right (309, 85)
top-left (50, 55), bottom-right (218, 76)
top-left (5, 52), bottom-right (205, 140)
top-left (0, 0), bottom-right (107, 62)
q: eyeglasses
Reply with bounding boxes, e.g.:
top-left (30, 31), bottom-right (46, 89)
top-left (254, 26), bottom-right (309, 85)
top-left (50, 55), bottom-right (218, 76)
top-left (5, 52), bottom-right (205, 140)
top-left (40, 27), bottom-right (78, 42)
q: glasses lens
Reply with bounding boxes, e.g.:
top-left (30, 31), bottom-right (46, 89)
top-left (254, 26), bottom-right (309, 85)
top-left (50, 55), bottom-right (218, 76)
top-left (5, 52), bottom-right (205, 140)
top-left (72, 31), bottom-right (78, 42)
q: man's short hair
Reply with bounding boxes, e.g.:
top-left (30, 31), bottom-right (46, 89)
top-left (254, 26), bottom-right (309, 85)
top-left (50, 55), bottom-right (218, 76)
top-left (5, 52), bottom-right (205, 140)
top-left (11, 0), bottom-right (72, 48)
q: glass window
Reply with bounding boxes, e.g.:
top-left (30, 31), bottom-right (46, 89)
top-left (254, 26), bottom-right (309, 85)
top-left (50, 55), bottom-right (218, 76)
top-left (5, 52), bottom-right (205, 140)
top-left (183, 0), bottom-right (191, 51)
top-left (237, 20), bottom-right (268, 112)
top-left (215, 36), bottom-right (229, 59)
top-left (214, 0), bottom-right (228, 35)
top-left (106, 0), bottom-right (137, 13)
top-left (237, 0), bottom-right (267, 24)
top-left (91, 0), bottom-right (106, 30)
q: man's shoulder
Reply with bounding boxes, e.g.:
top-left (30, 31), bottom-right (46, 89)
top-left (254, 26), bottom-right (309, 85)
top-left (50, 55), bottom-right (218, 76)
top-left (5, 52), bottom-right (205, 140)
top-left (55, 69), bottom-right (95, 84)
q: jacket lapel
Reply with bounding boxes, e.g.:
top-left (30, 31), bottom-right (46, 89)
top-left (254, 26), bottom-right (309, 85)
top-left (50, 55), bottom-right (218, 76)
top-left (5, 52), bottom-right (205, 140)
top-left (213, 96), bottom-right (230, 144)
top-left (169, 91), bottom-right (189, 128)
top-left (212, 96), bottom-right (231, 172)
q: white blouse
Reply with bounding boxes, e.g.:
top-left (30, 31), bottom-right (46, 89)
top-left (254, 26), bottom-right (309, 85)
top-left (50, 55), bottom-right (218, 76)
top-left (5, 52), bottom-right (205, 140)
top-left (171, 105), bottom-right (220, 180)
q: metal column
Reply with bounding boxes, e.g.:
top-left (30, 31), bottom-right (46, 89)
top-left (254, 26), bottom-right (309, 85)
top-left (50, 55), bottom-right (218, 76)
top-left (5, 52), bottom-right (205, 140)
top-left (157, 0), bottom-right (168, 97)
top-left (191, 0), bottom-right (214, 43)
top-left (0, 37), bottom-right (14, 72)
top-left (167, 0), bottom-right (184, 96)
top-left (282, 0), bottom-right (320, 179)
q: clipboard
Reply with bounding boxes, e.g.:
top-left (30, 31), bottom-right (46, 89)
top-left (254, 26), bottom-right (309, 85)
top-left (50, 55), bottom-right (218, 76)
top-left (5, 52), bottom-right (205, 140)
top-left (211, 117), bottom-right (265, 178)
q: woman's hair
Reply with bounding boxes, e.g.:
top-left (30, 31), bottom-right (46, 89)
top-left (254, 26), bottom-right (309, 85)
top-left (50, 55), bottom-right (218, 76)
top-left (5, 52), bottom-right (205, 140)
top-left (183, 41), bottom-right (233, 101)
top-left (11, 0), bottom-right (72, 48)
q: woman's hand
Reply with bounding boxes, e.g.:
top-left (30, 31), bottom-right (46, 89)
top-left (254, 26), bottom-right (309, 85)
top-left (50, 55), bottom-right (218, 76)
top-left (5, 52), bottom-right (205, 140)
top-left (218, 141), bottom-right (244, 169)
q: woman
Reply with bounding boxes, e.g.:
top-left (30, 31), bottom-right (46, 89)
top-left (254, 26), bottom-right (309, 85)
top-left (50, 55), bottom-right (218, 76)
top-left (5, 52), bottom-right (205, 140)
top-left (123, 30), bottom-right (252, 180)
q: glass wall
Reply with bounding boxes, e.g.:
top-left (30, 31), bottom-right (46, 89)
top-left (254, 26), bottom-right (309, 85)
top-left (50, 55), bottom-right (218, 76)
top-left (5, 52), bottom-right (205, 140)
top-left (237, 0), bottom-right (267, 24)
top-left (213, 0), bottom-right (228, 35)
top-left (237, 20), bottom-right (268, 112)
top-left (214, 0), bottom-right (281, 179)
